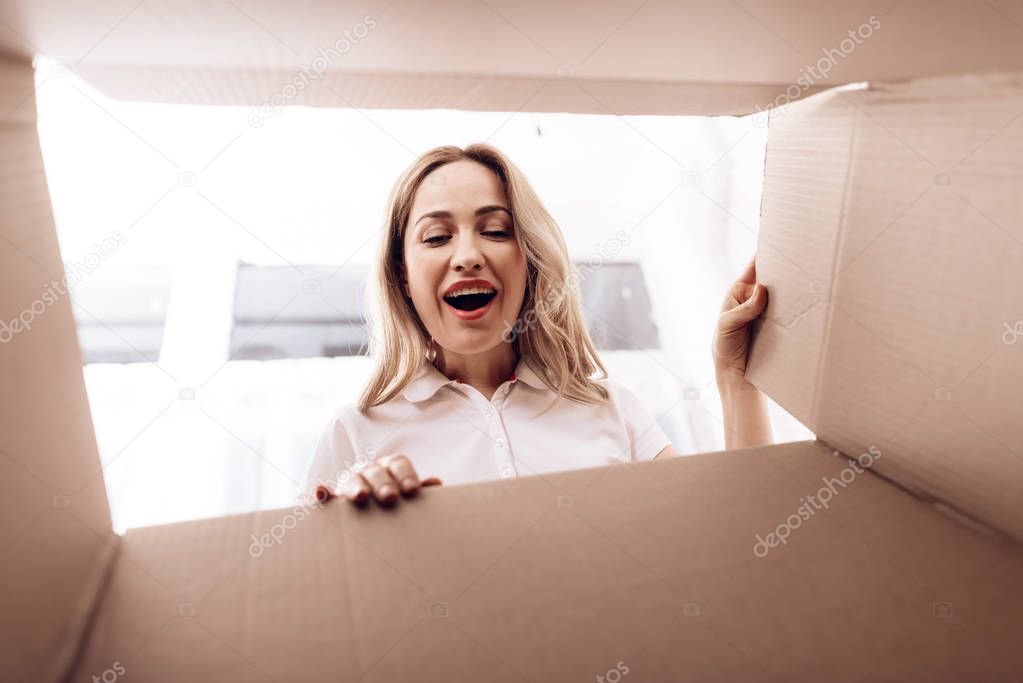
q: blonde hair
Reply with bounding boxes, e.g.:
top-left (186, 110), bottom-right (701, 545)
top-left (357, 143), bottom-right (609, 414)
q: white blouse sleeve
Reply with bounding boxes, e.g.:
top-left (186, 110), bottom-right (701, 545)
top-left (301, 407), bottom-right (359, 501)
top-left (610, 380), bottom-right (673, 463)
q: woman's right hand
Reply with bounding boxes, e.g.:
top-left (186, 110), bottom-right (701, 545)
top-left (315, 453), bottom-right (442, 507)
top-left (711, 255), bottom-right (768, 379)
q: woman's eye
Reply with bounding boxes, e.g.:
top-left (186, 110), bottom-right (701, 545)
top-left (422, 228), bottom-right (509, 244)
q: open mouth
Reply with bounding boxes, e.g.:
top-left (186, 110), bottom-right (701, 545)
top-left (443, 288), bottom-right (497, 312)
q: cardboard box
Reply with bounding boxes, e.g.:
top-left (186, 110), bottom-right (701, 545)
top-left (4, 0), bottom-right (1023, 116)
top-left (746, 73), bottom-right (1023, 545)
top-left (68, 441), bottom-right (1023, 682)
top-left (0, 3), bottom-right (1021, 681)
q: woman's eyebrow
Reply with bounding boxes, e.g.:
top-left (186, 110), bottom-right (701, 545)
top-left (413, 205), bottom-right (512, 227)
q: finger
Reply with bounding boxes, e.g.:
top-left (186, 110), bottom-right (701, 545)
top-left (346, 474), bottom-right (371, 506)
top-left (314, 484), bottom-right (335, 504)
top-left (720, 283), bottom-right (768, 329)
top-left (383, 454), bottom-right (421, 495)
top-left (737, 254), bottom-right (757, 285)
top-left (748, 282), bottom-right (767, 310)
top-left (720, 281), bottom-right (754, 313)
top-left (360, 463), bottom-right (400, 505)
top-left (735, 281), bottom-right (756, 305)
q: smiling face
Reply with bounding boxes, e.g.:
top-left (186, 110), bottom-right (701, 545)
top-left (402, 159), bottom-right (528, 357)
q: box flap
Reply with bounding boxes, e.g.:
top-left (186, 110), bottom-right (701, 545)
top-left (72, 440), bottom-right (1022, 682)
top-left (0, 55), bottom-right (118, 683)
top-left (3, 1), bottom-right (1023, 114)
top-left (58, 66), bottom-right (825, 118)
top-left (748, 73), bottom-right (1023, 541)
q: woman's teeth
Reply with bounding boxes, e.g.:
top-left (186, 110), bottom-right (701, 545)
top-left (444, 288), bottom-right (497, 311)
top-left (446, 287), bottom-right (495, 297)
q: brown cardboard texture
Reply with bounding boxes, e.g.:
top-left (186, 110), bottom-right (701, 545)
top-left (746, 73), bottom-right (1023, 543)
top-left (2, 1), bottom-right (1023, 115)
top-left (0, 11), bottom-right (1022, 682)
top-left (71, 442), bottom-right (1023, 683)
top-left (0, 56), bottom-right (118, 683)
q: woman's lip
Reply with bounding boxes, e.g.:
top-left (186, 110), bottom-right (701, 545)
top-left (443, 279), bottom-right (497, 296)
top-left (444, 294), bottom-right (496, 321)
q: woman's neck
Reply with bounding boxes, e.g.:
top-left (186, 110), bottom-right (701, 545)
top-left (434, 344), bottom-right (518, 399)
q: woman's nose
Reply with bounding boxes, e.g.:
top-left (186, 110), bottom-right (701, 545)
top-left (452, 234), bottom-right (484, 271)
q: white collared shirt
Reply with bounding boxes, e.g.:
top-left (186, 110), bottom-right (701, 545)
top-left (301, 356), bottom-right (672, 497)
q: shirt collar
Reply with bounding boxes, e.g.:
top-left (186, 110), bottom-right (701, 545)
top-left (402, 356), bottom-right (547, 403)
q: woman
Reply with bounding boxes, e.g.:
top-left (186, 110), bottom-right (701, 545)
top-left (303, 143), bottom-right (772, 507)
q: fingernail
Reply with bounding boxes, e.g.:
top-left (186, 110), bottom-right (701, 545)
top-left (379, 484), bottom-right (396, 500)
top-left (401, 477), bottom-right (417, 491)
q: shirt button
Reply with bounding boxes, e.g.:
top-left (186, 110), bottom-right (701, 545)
top-left (484, 406), bottom-right (493, 416)
top-left (501, 468), bottom-right (513, 479)
top-left (495, 437), bottom-right (505, 449)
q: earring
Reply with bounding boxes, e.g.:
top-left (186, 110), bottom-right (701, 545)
top-left (427, 336), bottom-right (437, 362)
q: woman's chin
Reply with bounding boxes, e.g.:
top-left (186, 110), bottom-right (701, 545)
top-left (435, 327), bottom-right (512, 355)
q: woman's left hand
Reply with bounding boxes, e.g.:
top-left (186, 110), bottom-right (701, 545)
top-left (712, 256), bottom-right (768, 379)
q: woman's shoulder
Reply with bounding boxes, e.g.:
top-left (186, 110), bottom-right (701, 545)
top-left (588, 375), bottom-right (654, 419)
top-left (591, 374), bottom-right (635, 400)
top-left (319, 401), bottom-right (373, 435)
top-left (324, 401), bottom-right (358, 422)
top-left (321, 394), bottom-right (409, 428)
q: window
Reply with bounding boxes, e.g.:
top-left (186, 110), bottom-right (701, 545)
top-left (72, 265), bottom-right (174, 363)
top-left (227, 261), bottom-right (659, 360)
top-left (230, 264), bottom-right (370, 360)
